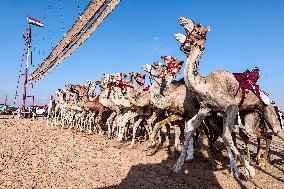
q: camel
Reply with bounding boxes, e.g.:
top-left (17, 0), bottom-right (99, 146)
top-left (120, 57), bottom-right (185, 148)
top-left (140, 57), bottom-right (197, 149)
top-left (99, 74), bottom-right (123, 138)
top-left (52, 89), bottom-right (66, 126)
top-left (142, 59), bottom-right (273, 169)
top-left (172, 17), bottom-right (283, 178)
top-left (46, 95), bottom-right (56, 125)
top-left (86, 80), bottom-right (101, 101)
top-left (79, 81), bottom-right (111, 134)
top-left (115, 72), bottom-right (153, 148)
top-left (65, 83), bottom-right (88, 102)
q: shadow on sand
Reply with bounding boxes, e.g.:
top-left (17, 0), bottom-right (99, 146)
top-left (97, 148), bottom-right (240, 189)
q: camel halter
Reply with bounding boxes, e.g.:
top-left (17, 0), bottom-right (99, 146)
top-left (180, 37), bottom-right (205, 53)
top-left (148, 65), bottom-right (165, 87)
top-left (180, 24), bottom-right (207, 53)
top-left (117, 74), bottom-right (134, 90)
top-left (134, 74), bottom-right (146, 86)
top-left (167, 57), bottom-right (180, 77)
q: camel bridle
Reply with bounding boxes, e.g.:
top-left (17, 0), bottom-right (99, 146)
top-left (166, 57), bottom-right (181, 77)
top-left (180, 24), bottom-right (207, 53)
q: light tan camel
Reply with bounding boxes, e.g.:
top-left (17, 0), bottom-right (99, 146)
top-left (99, 74), bottom-right (123, 138)
top-left (173, 17), bottom-right (283, 178)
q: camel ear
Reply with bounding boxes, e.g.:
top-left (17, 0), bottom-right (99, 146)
top-left (174, 33), bottom-right (186, 43)
top-left (206, 26), bottom-right (210, 32)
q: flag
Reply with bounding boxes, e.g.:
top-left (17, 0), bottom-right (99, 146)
top-left (27, 16), bottom-right (44, 27)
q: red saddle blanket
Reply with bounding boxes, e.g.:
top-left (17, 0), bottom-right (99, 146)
top-left (233, 67), bottom-right (269, 108)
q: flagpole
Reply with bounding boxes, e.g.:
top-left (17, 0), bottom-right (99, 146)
top-left (21, 23), bottom-right (31, 117)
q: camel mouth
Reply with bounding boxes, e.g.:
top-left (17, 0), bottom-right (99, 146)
top-left (161, 55), bottom-right (166, 60)
top-left (174, 33), bottom-right (186, 43)
top-left (141, 64), bottom-right (152, 73)
top-left (178, 17), bottom-right (189, 26)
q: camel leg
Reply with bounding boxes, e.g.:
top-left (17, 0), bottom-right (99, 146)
top-left (94, 112), bottom-right (102, 134)
top-left (263, 104), bottom-right (284, 140)
top-left (117, 112), bottom-right (130, 141)
top-left (173, 108), bottom-right (210, 172)
top-left (197, 126), bottom-right (216, 169)
top-left (150, 114), bottom-right (182, 147)
top-left (223, 105), bottom-right (255, 179)
top-left (174, 125), bottom-right (182, 151)
top-left (259, 135), bottom-right (272, 168)
top-left (185, 137), bottom-right (194, 161)
top-left (106, 112), bottom-right (116, 139)
top-left (255, 137), bottom-right (261, 162)
top-left (241, 112), bottom-right (261, 162)
top-left (162, 125), bottom-right (170, 148)
top-left (117, 112), bottom-right (138, 142)
top-left (142, 117), bottom-right (150, 140)
top-left (130, 117), bottom-right (143, 149)
top-left (88, 116), bottom-right (93, 134)
top-left (146, 112), bottom-right (158, 134)
top-left (239, 129), bottom-right (251, 162)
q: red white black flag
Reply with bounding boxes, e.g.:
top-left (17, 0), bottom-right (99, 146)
top-left (27, 16), bottom-right (44, 27)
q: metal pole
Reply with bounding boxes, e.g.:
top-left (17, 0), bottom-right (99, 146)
top-left (4, 95), bottom-right (7, 106)
top-left (21, 24), bottom-right (31, 117)
top-left (27, 95), bottom-right (35, 106)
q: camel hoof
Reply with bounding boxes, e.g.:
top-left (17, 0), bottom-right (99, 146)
top-left (129, 144), bottom-right (135, 149)
top-left (210, 162), bottom-right (217, 171)
top-left (144, 143), bottom-right (154, 151)
top-left (117, 138), bottom-right (123, 142)
top-left (163, 143), bottom-right (170, 148)
top-left (245, 165), bottom-right (255, 179)
top-left (184, 158), bottom-right (194, 163)
top-left (173, 163), bottom-right (182, 173)
top-left (258, 161), bottom-right (268, 170)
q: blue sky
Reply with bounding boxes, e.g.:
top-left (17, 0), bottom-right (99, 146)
top-left (0, 0), bottom-right (283, 109)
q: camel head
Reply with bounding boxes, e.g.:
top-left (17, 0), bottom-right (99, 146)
top-left (54, 89), bottom-right (67, 102)
top-left (86, 80), bottom-right (94, 85)
top-left (161, 55), bottom-right (184, 75)
top-left (161, 55), bottom-right (184, 86)
top-left (174, 32), bottom-right (205, 54)
top-left (142, 63), bottom-right (167, 78)
top-left (100, 74), bottom-right (111, 89)
top-left (65, 84), bottom-right (72, 89)
top-left (86, 80), bottom-right (100, 86)
top-left (175, 17), bottom-right (210, 54)
top-left (130, 72), bottom-right (146, 87)
top-left (101, 74), bottom-right (119, 88)
top-left (49, 95), bottom-right (54, 100)
top-left (178, 17), bottom-right (210, 40)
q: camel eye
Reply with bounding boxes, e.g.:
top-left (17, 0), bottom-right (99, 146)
top-left (196, 24), bottom-right (202, 28)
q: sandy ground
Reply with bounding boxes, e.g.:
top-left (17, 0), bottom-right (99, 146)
top-left (0, 116), bottom-right (283, 189)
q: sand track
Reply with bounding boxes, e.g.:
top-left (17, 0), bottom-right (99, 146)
top-left (0, 117), bottom-right (283, 189)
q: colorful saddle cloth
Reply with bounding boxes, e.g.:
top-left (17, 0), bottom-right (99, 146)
top-left (233, 67), bottom-right (270, 108)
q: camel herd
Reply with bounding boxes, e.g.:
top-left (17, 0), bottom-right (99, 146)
top-left (45, 17), bottom-right (284, 179)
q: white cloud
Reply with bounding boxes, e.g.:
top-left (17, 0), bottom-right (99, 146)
top-left (153, 37), bottom-right (162, 41)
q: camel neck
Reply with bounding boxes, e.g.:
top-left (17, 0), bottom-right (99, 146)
top-left (184, 48), bottom-right (204, 91)
top-left (136, 83), bottom-right (144, 93)
top-left (149, 77), bottom-right (166, 108)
